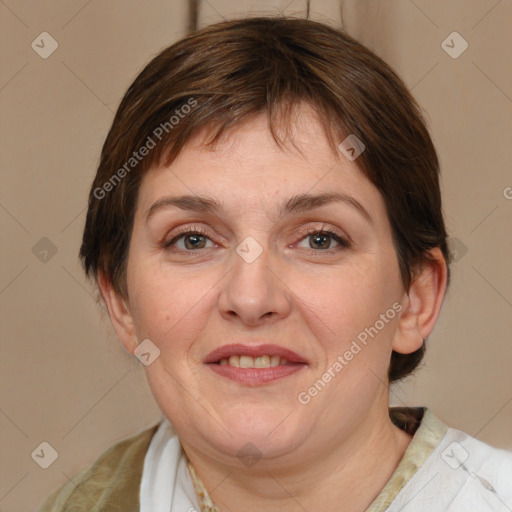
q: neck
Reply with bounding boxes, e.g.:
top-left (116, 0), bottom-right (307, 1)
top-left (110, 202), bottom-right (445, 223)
top-left (181, 404), bottom-right (413, 512)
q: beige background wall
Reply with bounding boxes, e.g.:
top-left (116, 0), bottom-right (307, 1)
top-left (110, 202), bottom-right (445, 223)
top-left (0, 1), bottom-right (510, 510)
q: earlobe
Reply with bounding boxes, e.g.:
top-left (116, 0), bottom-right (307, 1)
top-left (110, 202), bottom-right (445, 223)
top-left (392, 248), bottom-right (448, 355)
top-left (97, 271), bottom-right (137, 354)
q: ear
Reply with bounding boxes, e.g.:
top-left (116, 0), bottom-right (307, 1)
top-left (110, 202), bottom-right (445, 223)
top-left (97, 271), bottom-right (137, 354)
top-left (393, 248), bottom-right (448, 354)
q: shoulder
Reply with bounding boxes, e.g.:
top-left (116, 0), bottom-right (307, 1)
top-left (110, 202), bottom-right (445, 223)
top-left (38, 424), bottom-right (159, 512)
top-left (431, 428), bottom-right (512, 510)
top-left (426, 411), bottom-right (512, 504)
top-left (444, 426), bottom-right (512, 489)
top-left (389, 411), bottom-right (512, 511)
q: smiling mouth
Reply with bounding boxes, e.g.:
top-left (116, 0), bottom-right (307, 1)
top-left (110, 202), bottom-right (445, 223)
top-left (206, 354), bottom-right (307, 386)
top-left (204, 343), bottom-right (308, 385)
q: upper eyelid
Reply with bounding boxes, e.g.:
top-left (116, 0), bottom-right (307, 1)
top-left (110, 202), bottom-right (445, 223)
top-left (166, 221), bottom-right (346, 238)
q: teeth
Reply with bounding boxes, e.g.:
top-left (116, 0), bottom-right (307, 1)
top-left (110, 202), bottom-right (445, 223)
top-left (239, 355), bottom-right (253, 368)
top-left (228, 355), bottom-right (240, 367)
top-left (218, 355), bottom-right (290, 368)
top-left (254, 355), bottom-right (270, 368)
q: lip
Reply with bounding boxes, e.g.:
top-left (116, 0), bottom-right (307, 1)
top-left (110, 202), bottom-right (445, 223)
top-left (208, 364), bottom-right (305, 385)
top-left (203, 343), bottom-right (308, 364)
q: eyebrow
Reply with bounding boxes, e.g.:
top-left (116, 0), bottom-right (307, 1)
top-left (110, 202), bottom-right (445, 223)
top-left (145, 191), bottom-right (372, 224)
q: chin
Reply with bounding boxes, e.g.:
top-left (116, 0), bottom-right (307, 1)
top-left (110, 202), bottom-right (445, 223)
top-left (205, 406), bottom-right (305, 456)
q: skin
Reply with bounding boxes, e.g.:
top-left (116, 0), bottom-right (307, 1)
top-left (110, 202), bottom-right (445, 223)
top-left (100, 105), bottom-right (447, 512)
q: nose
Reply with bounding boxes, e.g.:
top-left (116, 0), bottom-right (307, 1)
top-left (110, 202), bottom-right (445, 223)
top-left (217, 240), bottom-right (292, 327)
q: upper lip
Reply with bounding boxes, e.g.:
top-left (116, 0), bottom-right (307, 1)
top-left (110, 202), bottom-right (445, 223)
top-left (204, 343), bottom-right (308, 364)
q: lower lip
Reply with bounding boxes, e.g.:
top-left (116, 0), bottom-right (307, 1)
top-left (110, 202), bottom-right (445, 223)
top-left (207, 363), bottom-right (306, 385)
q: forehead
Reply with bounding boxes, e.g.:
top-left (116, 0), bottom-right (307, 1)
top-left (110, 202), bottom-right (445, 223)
top-left (136, 109), bottom-right (384, 223)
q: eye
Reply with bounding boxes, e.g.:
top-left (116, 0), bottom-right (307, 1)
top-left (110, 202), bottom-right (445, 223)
top-left (163, 227), bottom-right (216, 251)
top-left (162, 225), bottom-right (350, 253)
top-left (296, 228), bottom-right (350, 252)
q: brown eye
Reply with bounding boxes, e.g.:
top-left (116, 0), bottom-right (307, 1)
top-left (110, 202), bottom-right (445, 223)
top-left (309, 233), bottom-right (332, 250)
top-left (296, 229), bottom-right (350, 252)
top-left (182, 233), bottom-right (207, 249)
top-left (164, 229), bottom-right (214, 251)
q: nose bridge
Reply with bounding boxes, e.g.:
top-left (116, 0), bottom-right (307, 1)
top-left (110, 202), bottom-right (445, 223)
top-left (231, 236), bottom-right (273, 300)
top-left (218, 235), bottom-right (290, 324)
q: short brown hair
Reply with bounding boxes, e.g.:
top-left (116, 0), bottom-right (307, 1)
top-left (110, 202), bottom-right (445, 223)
top-left (80, 16), bottom-right (451, 382)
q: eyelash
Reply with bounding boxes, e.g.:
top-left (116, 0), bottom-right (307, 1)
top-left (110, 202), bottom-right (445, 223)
top-left (162, 224), bottom-right (351, 254)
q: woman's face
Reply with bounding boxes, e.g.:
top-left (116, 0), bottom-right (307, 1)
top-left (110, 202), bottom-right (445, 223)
top-left (120, 108), bottom-right (412, 465)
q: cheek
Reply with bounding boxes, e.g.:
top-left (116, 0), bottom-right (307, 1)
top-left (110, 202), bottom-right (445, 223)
top-left (127, 261), bottom-right (215, 352)
top-left (301, 260), bottom-right (399, 361)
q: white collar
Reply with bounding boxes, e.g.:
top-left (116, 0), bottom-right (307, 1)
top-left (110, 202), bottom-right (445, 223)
top-left (140, 417), bottom-right (200, 512)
